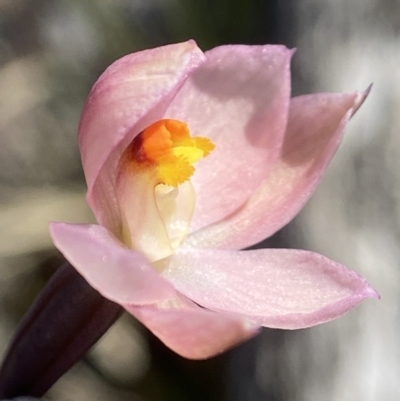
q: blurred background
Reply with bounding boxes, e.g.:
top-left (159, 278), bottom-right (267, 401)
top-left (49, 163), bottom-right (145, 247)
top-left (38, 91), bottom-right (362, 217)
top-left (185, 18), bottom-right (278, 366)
top-left (0, 0), bottom-right (398, 400)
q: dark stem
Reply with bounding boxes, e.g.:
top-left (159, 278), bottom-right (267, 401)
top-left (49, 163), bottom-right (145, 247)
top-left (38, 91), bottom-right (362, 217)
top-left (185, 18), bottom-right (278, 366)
top-left (0, 262), bottom-right (123, 398)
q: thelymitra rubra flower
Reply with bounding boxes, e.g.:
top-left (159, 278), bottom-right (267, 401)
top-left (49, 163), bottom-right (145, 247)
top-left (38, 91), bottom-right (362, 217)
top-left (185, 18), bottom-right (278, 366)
top-left (49, 41), bottom-right (378, 359)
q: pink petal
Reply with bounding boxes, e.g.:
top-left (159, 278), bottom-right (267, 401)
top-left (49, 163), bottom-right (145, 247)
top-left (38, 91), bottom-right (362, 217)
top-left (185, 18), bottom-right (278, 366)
top-left (125, 295), bottom-right (258, 359)
top-left (79, 41), bottom-right (205, 231)
top-left (49, 222), bottom-right (177, 305)
top-left (188, 89), bottom-right (370, 249)
top-left (166, 45), bottom-right (293, 231)
top-left (159, 247), bottom-right (379, 329)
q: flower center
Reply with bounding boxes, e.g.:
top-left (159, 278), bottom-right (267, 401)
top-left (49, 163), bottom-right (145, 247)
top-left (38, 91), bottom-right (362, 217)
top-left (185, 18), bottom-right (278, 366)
top-left (116, 119), bottom-right (214, 262)
top-left (130, 119), bottom-right (214, 187)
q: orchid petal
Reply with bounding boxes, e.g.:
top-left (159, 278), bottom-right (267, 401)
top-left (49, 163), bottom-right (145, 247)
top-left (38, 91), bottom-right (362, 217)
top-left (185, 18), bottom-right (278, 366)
top-left (79, 41), bottom-right (205, 231)
top-left (188, 90), bottom-right (369, 249)
top-left (166, 45), bottom-right (293, 231)
top-left (49, 222), bottom-right (177, 305)
top-left (159, 247), bottom-right (379, 329)
top-left (125, 295), bottom-right (258, 359)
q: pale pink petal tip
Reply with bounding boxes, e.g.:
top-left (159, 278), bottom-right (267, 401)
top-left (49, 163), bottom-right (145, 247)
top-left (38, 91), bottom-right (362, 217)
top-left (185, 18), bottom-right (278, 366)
top-left (362, 283), bottom-right (380, 300)
top-left (351, 83), bottom-right (373, 117)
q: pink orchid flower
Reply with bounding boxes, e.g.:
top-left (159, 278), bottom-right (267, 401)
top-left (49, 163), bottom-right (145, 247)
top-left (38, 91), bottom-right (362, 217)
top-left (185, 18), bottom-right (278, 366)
top-left (49, 41), bottom-right (378, 359)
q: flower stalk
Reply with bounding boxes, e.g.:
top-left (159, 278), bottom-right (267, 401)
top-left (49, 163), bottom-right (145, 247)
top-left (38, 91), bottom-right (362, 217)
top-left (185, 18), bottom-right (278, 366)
top-left (0, 263), bottom-right (122, 398)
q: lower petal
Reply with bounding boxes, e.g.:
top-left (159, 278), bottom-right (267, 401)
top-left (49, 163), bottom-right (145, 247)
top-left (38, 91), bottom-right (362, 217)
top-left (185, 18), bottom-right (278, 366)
top-left (125, 295), bottom-right (258, 359)
top-left (158, 247), bottom-right (379, 329)
top-left (49, 222), bottom-right (177, 305)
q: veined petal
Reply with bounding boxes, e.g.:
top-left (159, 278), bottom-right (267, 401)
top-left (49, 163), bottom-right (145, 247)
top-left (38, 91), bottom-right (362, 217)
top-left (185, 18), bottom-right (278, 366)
top-left (159, 247), bottom-right (379, 329)
top-left (49, 222), bottom-right (177, 305)
top-left (188, 89), bottom-right (370, 249)
top-left (79, 41), bottom-right (206, 232)
top-left (166, 45), bottom-right (293, 231)
top-left (125, 295), bottom-right (258, 359)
